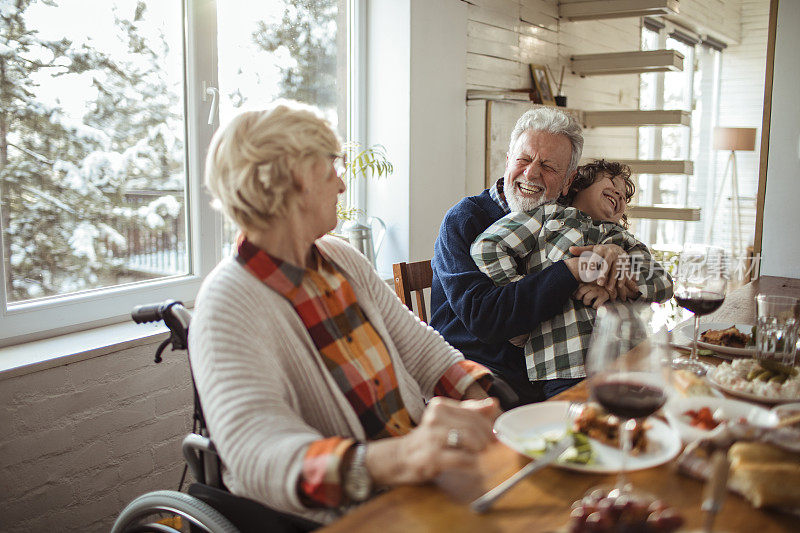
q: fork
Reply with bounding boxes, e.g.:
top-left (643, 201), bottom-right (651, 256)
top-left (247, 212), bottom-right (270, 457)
top-left (470, 402), bottom-right (583, 513)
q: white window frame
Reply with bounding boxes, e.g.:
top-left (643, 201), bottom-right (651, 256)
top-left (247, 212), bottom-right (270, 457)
top-left (346, 0), bottom-right (367, 214)
top-left (0, 0), bottom-right (359, 348)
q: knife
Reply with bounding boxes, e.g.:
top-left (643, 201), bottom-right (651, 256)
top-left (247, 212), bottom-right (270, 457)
top-left (701, 450), bottom-right (730, 532)
top-left (470, 436), bottom-right (572, 514)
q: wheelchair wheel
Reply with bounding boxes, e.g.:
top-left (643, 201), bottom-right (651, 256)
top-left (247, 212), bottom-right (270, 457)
top-left (112, 490), bottom-right (239, 533)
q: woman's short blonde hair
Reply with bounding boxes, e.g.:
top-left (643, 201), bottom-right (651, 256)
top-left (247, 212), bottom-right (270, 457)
top-left (204, 100), bottom-right (341, 231)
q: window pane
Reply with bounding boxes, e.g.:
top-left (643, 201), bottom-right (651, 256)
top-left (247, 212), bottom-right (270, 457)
top-left (215, 0), bottom-right (345, 253)
top-left (1, 0), bottom-right (187, 304)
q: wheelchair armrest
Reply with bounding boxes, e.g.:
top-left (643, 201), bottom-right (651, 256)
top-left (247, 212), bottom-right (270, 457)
top-left (182, 433), bottom-right (222, 487)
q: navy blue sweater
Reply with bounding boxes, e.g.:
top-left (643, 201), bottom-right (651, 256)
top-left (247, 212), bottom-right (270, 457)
top-left (430, 189), bottom-right (578, 385)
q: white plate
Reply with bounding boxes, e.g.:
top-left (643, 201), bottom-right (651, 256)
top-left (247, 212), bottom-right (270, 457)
top-left (771, 401), bottom-right (800, 417)
top-left (494, 401), bottom-right (682, 474)
top-left (672, 321), bottom-right (755, 358)
top-left (663, 396), bottom-right (777, 443)
top-left (706, 367), bottom-right (800, 405)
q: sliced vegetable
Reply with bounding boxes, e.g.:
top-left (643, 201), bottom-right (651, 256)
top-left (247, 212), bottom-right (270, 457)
top-left (523, 429), bottom-right (595, 465)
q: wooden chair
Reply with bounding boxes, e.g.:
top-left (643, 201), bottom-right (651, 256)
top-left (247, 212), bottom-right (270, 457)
top-left (392, 260), bottom-right (433, 322)
top-left (393, 259), bottom-right (521, 410)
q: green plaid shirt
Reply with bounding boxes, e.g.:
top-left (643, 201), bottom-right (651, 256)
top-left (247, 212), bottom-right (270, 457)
top-left (470, 204), bottom-right (673, 381)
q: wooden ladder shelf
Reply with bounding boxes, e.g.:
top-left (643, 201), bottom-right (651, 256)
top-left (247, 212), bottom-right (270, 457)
top-left (584, 110), bottom-right (691, 127)
top-left (571, 50), bottom-right (684, 76)
top-left (558, 0), bottom-right (679, 21)
top-left (627, 206), bottom-right (701, 221)
top-left (581, 159), bottom-right (694, 175)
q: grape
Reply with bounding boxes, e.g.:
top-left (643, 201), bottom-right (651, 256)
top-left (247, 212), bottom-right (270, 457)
top-left (570, 506), bottom-right (589, 524)
top-left (597, 497), bottom-right (618, 519)
top-left (647, 499), bottom-right (668, 514)
top-left (656, 508), bottom-right (685, 530)
top-left (584, 488), bottom-right (608, 506)
top-left (569, 492), bottom-right (684, 533)
top-left (585, 511), bottom-right (612, 532)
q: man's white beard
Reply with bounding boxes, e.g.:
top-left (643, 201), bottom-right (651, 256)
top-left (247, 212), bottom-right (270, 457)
top-left (506, 187), bottom-right (549, 213)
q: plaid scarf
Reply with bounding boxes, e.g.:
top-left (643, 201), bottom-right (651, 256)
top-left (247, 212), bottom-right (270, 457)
top-left (237, 238), bottom-right (414, 440)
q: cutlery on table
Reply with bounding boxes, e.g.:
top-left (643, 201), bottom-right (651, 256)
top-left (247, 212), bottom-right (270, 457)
top-left (701, 450), bottom-right (729, 532)
top-left (470, 436), bottom-right (571, 513)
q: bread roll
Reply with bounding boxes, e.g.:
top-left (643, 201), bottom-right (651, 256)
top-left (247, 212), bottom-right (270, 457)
top-left (728, 442), bottom-right (800, 508)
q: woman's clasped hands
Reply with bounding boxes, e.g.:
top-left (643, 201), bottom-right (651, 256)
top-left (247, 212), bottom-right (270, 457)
top-left (367, 397), bottom-right (500, 486)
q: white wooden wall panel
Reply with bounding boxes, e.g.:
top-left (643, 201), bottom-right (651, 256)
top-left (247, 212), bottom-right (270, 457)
top-left (463, 0), bottom-right (642, 180)
top-left (467, 4), bottom-right (519, 30)
top-left (710, 0), bottom-right (769, 252)
top-left (460, 0), bottom-right (757, 211)
top-left (467, 37), bottom-right (521, 61)
top-left (664, 0), bottom-right (741, 44)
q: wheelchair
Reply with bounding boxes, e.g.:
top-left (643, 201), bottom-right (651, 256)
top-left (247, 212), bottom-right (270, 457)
top-left (111, 300), bottom-right (321, 533)
top-left (112, 300), bottom-right (520, 533)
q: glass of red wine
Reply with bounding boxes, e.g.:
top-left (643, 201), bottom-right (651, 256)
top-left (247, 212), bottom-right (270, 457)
top-left (672, 244), bottom-right (728, 376)
top-left (586, 304), bottom-right (670, 497)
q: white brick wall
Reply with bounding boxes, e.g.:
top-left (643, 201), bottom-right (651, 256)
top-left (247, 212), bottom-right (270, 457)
top-left (0, 337), bottom-right (193, 532)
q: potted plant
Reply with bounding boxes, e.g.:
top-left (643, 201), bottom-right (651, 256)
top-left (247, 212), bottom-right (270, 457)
top-left (335, 143), bottom-right (393, 266)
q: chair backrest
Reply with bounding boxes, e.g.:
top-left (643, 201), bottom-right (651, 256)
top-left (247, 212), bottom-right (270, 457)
top-left (392, 260), bottom-right (433, 322)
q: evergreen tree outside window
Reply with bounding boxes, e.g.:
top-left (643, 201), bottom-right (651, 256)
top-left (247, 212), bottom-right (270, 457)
top-left (1, 0), bottom-right (187, 303)
top-left (216, 0), bottom-right (345, 254)
top-left (0, 0), bottom-right (356, 346)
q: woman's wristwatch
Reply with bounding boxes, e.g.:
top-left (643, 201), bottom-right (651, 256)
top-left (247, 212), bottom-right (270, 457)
top-left (343, 443), bottom-right (373, 503)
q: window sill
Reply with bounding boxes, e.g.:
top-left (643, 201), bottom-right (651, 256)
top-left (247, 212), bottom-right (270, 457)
top-left (1, 275), bottom-right (397, 381)
top-left (0, 319), bottom-right (169, 381)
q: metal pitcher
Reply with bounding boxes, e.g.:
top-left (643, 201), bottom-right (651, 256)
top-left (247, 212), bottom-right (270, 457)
top-left (342, 216), bottom-right (386, 267)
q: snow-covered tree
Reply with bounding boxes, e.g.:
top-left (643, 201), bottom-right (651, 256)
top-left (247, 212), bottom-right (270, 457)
top-left (0, 0), bottom-right (184, 301)
top-left (251, 0), bottom-right (339, 110)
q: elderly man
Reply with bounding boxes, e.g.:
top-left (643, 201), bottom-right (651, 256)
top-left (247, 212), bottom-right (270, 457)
top-left (431, 107), bottom-right (622, 403)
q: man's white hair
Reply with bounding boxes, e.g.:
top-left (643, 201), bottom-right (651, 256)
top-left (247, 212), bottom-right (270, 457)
top-left (508, 107), bottom-right (584, 176)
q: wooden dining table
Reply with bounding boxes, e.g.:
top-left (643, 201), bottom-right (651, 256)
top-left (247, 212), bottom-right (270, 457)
top-left (321, 276), bottom-right (800, 532)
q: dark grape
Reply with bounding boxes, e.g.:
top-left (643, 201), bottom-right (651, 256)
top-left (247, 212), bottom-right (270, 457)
top-left (571, 506), bottom-right (589, 524)
top-left (568, 491), bottom-right (684, 533)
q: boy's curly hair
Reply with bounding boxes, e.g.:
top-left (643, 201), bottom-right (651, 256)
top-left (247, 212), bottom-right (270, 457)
top-left (558, 159), bottom-right (635, 228)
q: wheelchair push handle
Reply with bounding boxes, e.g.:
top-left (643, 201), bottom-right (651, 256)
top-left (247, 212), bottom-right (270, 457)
top-left (131, 302), bottom-right (167, 324)
top-left (131, 299), bottom-right (192, 363)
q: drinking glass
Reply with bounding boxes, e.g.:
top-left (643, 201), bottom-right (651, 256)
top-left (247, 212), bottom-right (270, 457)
top-left (673, 244), bottom-right (728, 376)
top-left (755, 295), bottom-right (800, 367)
top-left (586, 304), bottom-right (670, 497)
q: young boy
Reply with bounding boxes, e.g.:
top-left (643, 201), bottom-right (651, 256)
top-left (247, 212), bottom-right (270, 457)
top-left (470, 160), bottom-right (673, 396)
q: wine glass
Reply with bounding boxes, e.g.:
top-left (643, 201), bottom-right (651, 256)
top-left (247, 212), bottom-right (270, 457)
top-left (672, 244), bottom-right (728, 376)
top-left (586, 304), bottom-right (670, 497)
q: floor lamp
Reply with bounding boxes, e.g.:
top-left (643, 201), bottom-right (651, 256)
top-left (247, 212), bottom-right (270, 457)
top-left (706, 127), bottom-right (757, 257)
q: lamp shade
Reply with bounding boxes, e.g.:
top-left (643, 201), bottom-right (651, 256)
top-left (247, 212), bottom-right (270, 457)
top-left (713, 127), bottom-right (757, 151)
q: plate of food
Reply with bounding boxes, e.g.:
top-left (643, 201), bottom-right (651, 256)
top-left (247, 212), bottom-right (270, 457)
top-left (672, 321), bottom-right (756, 357)
top-left (706, 359), bottom-right (800, 404)
top-left (663, 396), bottom-right (778, 443)
top-left (493, 401), bottom-right (682, 474)
top-left (772, 402), bottom-right (800, 428)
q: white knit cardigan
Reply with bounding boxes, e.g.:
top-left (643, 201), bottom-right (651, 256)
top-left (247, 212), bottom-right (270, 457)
top-left (188, 236), bottom-right (467, 524)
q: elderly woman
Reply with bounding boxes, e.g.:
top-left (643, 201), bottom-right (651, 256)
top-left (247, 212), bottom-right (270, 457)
top-left (188, 101), bottom-right (500, 525)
